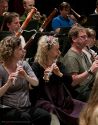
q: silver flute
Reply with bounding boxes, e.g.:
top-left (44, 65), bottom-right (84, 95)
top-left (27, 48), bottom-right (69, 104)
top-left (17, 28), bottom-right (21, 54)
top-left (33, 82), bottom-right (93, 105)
top-left (12, 60), bottom-right (23, 85)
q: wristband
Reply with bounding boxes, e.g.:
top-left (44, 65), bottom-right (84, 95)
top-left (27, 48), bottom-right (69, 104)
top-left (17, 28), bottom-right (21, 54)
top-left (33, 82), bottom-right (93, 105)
top-left (87, 69), bottom-right (94, 75)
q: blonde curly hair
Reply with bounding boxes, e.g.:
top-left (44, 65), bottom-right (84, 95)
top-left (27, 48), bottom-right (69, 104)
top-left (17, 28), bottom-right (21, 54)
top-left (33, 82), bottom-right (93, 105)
top-left (34, 35), bottom-right (59, 65)
top-left (0, 35), bottom-right (21, 62)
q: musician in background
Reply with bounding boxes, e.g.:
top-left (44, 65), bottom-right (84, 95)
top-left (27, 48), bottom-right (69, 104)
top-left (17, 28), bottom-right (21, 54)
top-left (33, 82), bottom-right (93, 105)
top-left (1, 12), bottom-right (26, 48)
top-left (0, 0), bottom-right (8, 16)
top-left (51, 2), bottom-right (77, 57)
top-left (20, 0), bottom-right (43, 41)
top-left (94, 0), bottom-right (98, 14)
top-left (52, 2), bottom-right (76, 33)
top-left (83, 28), bottom-right (98, 64)
top-left (0, 0), bottom-right (9, 31)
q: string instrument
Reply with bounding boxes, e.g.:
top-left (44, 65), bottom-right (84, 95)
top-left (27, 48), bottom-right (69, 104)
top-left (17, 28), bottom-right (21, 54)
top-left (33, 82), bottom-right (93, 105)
top-left (15, 7), bottom-right (37, 37)
top-left (24, 8), bottom-right (58, 50)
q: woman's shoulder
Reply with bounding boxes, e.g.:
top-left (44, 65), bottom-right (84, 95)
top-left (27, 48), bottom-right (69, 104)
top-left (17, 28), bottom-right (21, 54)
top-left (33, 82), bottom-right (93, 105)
top-left (91, 106), bottom-right (98, 125)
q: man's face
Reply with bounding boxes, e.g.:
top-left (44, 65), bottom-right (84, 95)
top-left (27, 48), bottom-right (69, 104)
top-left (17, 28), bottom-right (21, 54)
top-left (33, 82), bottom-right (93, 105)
top-left (23, 0), bottom-right (35, 13)
top-left (0, 1), bottom-right (8, 16)
top-left (73, 31), bottom-right (88, 49)
top-left (60, 8), bottom-right (70, 18)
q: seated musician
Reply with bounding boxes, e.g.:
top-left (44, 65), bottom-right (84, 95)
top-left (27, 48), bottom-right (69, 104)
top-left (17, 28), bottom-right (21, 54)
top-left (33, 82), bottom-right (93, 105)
top-left (51, 2), bottom-right (77, 56)
top-left (51, 2), bottom-right (76, 33)
top-left (20, 0), bottom-right (45, 41)
top-left (94, 0), bottom-right (98, 14)
top-left (31, 35), bottom-right (85, 125)
top-left (83, 28), bottom-right (98, 64)
top-left (0, 0), bottom-right (9, 31)
top-left (20, 0), bottom-right (47, 64)
top-left (62, 25), bottom-right (98, 102)
top-left (1, 12), bottom-right (26, 48)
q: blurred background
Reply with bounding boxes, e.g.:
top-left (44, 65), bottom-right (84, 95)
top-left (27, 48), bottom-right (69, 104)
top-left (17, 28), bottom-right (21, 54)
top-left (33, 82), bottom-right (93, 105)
top-left (8, 0), bottom-right (97, 16)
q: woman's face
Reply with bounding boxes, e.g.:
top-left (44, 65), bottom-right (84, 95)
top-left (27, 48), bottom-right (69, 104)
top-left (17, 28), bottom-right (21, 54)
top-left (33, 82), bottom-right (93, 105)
top-left (87, 36), bottom-right (96, 48)
top-left (7, 17), bottom-right (20, 33)
top-left (13, 44), bottom-right (25, 61)
top-left (48, 44), bottom-right (61, 60)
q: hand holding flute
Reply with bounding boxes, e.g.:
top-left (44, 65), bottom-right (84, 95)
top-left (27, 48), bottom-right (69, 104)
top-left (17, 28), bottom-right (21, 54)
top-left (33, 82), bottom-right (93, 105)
top-left (12, 61), bottom-right (23, 85)
top-left (43, 63), bottom-right (63, 82)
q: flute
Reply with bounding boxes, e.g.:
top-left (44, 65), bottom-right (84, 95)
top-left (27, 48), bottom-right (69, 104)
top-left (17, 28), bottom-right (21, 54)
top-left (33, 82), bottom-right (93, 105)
top-left (43, 60), bottom-right (57, 82)
top-left (12, 60), bottom-right (23, 85)
top-left (86, 46), bottom-right (96, 62)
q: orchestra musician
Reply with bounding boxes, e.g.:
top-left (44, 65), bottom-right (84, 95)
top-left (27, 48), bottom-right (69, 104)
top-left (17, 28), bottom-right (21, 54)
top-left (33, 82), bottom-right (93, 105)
top-left (20, 0), bottom-right (45, 41)
top-left (51, 2), bottom-right (77, 57)
top-left (0, 35), bottom-right (51, 124)
top-left (83, 27), bottom-right (98, 64)
top-left (62, 25), bottom-right (98, 102)
top-left (51, 2), bottom-right (77, 33)
top-left (0, 0), bottom-right (8, 16)
top-left (20, 0), bottom-right (47, 65)
top-left (0, 12), bottom-right (26, 48)
top-left (94, 0), bottom-right (98, 14)
top-left (0, 0), bottom-right (9, 31)
top-left (31, 35), bottom-right (85, 125)
top-left (31, 35), bottom-right (74, 125)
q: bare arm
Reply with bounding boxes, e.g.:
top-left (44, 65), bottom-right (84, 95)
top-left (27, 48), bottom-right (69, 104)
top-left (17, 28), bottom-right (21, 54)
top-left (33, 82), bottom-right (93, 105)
top-left (18, 67), bottom-right (39, 87)
top-left (72, 60), bottom-right (98, 86)
top-left (72, 71), bottom-right (89, 86)
top-left (0, 73), bottom-right (15, 97)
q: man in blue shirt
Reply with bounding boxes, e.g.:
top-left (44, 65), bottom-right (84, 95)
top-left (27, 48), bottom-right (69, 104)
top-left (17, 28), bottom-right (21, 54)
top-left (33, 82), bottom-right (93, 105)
top-left (52, 2), bottom-right (76, 56)
top-left (52, 2), bottom-right (76, 33)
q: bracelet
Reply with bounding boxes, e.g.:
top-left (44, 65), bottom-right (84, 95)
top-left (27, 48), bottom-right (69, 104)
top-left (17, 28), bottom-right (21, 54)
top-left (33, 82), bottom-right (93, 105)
top-left (87, 69), bottom-right (94, 75)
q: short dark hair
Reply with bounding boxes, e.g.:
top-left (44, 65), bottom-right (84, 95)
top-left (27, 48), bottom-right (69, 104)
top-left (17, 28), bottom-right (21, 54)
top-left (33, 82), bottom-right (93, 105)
top-left (59, 2), bottom-right (71, 11)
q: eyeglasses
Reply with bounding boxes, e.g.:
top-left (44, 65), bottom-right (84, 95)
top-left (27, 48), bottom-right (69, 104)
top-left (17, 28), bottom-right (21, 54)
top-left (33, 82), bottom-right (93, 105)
top-left (78, 35), bottom-right (88, 39)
